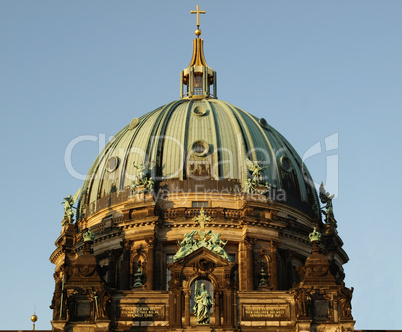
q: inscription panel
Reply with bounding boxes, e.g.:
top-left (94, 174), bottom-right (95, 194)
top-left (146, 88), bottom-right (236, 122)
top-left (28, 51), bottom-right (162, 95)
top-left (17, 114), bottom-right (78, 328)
top-left (241, 304), bottom-right (290, 321)
top-left (120, 304), bottom-right (165, 321)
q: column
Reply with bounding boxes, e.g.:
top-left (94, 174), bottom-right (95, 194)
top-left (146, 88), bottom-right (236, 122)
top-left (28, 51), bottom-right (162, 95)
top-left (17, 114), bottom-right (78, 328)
top-left (169, 290), bottom-right (182, 327)
top-left (107, 250), bottom-right (116, 288)
top-left (214, 290), bottom-right (221, 327)
top-left (244, 237), bottom-right (256, 290)
top-left (270, 240), bottom-right (280, 290)
top-left (145, 237), bottom-right (156, 290)
top-left (120, 240), bottom-right (131, 290)
top-left (285, 250), bottom-right (294, 289)
top-left (222, 290), bottom-right (234, 328)
top-left (184, 290), bottom-right (191, 326)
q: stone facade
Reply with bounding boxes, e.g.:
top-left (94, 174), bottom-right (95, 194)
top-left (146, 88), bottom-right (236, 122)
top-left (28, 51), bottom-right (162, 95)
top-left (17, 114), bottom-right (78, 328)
top-left (49, 190), bottom-right (354, 331)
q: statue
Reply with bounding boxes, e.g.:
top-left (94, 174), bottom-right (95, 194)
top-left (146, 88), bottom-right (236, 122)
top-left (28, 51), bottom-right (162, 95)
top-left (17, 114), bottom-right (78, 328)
top-left (50, 280), bottom-right (63, 320)
top-left (338, 282), bottom-right (354, 319)
top-left (173, 230), bottom-right (199, 262)
top-left (193, 281), bottom-right (213, 325)
top-left (172, 209), bottom-right (232, 262)
top-left (207, 231), bottom-right (231, 261)
top-left (131, 162), bottom-right (154, 194)
top-left (61, 188), bottom-right (81, 224)
top-left (147, 177), bottom-right (154, 191)
top-left (319, 182), bottom-right (336, 225)
top-left (294, 288), bottom-right (311, 318)
top-left (246, 158), bottom-right (264, 180)
top-left (97, 284), bottom-right (112, 319)
top-left (244, 158), bottom-right (269, 194)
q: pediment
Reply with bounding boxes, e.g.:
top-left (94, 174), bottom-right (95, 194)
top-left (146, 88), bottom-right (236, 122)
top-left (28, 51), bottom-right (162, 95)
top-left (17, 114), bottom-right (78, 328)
top-left (174, 246), bottom-right (232, 267)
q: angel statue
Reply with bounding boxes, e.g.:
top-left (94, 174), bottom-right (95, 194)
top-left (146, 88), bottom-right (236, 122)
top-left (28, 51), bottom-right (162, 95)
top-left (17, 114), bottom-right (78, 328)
top-left (61, 189), bottom-right (81, 225)
top-left (207, 231), bottom-right (232, 262)
top-left (245, 158), bottom-right (269, 193)
top-left (173, 230), bottom-right (199, 262)
top-left (132, 162), bottom-right (147, 187)
top-left (319, 182), bottom-right (336, 225)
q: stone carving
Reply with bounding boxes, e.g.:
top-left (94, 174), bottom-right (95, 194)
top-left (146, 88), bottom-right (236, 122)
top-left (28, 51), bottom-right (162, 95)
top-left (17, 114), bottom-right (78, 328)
top-left (174, 230), bottom-right (199, 262)
top-left (319, 182), bottom-right (336, 226)
top-left (61, 189), bottom-right (81, 224)
top-left (195, 208), bottom-right (211, 245)
top-left (96, 283), bottom-right (112, 320)
top-left (207, 231), bottom-right (231, 261)
top-left (193, 258), bottom-right (215, 274)
top-left (294, 288), bottom-right (311, 318)
top-left (130, 162), bottom-right (154, 194)
top-left (338, 282), bottom-right (354, 319)
top-left (244, 158), bottom-right (270, 194)
top-left (173, 208), bottom-right (232, 262)
top-left (50, 278), bottom-right (67, 320)
top-left (193, 281), bottom-right (213, 325)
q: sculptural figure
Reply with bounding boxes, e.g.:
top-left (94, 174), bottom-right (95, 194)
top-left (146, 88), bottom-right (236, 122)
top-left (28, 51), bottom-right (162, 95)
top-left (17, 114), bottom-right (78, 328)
top-left (173, 209), bottom-right (232, 262)
top-left (193, 281), bottom-right (213, 325)
top-left (294, 287), bottom-right (311, 318)
top-left (207, 231), bottom-right (231, 261)
top-left (319, 182), bottom-right (336, 225)
top-left (338, 282), bottom-right (354, 318)
top-left (97, 284), bottom-right (111, 319)
top-left (173, 230), bottom-right (199, 261)
top-left (131, 162), bottom-right (154, 194)
top-left (61, 189), bottom-right (81, 224)
top-left (50, 280), bottom-right (63, 320)
top-left (244, 158), bottom-right (269, 194)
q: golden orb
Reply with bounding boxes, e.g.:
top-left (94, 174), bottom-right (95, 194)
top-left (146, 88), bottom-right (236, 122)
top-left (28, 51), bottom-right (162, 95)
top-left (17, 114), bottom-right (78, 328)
top-left (195, 28), bottom-right (202, 36)
top-left (31, 314), bottom-right (38, 322)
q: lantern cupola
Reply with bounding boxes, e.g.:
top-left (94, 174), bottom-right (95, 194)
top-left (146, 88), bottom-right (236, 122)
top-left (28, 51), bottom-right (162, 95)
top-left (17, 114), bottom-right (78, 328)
top-left (180, 5), bottom-right (217, 99)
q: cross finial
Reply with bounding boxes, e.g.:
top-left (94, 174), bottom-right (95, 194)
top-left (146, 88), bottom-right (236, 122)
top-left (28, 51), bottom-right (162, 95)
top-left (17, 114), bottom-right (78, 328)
top-left (191, 5), bottom-right (206, 27)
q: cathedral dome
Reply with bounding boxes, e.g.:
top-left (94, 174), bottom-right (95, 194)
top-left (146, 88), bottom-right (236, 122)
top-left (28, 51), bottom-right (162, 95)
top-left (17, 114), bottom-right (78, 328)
top-left (78, 98), bottom-right (320, 221)
top-left (51, 10), bottom-right (352, 331)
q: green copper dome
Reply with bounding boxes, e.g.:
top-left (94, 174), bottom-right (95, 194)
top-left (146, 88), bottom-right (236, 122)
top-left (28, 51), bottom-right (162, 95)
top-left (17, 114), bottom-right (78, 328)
top-left (78, 98), bottom-right (320, 220)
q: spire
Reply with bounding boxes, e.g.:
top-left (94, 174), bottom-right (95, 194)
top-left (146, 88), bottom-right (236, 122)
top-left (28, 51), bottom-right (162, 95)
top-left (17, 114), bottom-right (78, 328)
top-left (180, 5), bottom-right (217, 99)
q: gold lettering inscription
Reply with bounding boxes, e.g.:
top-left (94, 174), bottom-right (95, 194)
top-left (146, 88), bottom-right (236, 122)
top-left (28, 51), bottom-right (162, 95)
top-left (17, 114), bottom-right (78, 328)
top-left (120, 305), bottom-right (163, 319)
top-left (242, 305), bottom-right (289, 321)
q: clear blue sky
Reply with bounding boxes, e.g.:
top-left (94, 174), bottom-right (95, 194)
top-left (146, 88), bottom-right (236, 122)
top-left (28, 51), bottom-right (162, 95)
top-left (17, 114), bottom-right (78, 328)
top-left (1, 1), bottom-right (401, 329)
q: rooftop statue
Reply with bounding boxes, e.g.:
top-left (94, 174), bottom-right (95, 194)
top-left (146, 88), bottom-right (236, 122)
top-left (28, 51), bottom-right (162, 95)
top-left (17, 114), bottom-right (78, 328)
top-left (319, 182), bottom-right (336, 226)
top-left (173, 230), bottom-right (199, 262)
top-left (207, 231), bottom-right (231, 261)
top-left (244, 158), bottom-right (269, 194)
top-left (61, 188), bottom-right (81, 225)
top-left (130, 162), bottom-right (154, 194)
top-left (173, 209), bottom-right (232, 262)
top-left (193, 281), bottom-right (213, 325)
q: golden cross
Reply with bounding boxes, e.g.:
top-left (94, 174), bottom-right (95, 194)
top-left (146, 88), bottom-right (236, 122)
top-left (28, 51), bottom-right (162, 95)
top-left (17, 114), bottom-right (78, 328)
top-left (191, 5), bottom-right (206, 27)
top-left (194, 207), bottom-right (210, 231)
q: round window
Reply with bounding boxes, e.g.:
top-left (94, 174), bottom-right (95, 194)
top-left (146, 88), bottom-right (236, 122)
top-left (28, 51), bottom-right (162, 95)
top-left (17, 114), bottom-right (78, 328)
top-left (280, 156), bottom-right (292, 172)
top-left (191, 140), bottom-right (209, 156)
top-left (128, 118), bottom-right (139, 130)
top-left (259, 118), bottom-right (269, 129)
top-left (193, 105), bottom-right (207, 116)
top-left (106, 156), bottom-right (119, 172)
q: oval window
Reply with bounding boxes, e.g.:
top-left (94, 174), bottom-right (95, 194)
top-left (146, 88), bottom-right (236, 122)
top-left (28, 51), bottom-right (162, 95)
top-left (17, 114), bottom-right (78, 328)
top-left (191, 140), bottom-right (209, 156)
